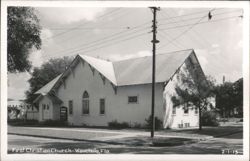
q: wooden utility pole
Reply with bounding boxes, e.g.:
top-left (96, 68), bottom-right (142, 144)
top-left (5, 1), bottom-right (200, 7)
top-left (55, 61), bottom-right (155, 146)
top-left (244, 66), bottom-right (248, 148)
top-left (150, 7), bottom-right (160, 138)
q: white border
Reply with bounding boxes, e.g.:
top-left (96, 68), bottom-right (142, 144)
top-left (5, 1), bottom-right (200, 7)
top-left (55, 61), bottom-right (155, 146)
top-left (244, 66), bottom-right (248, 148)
top-left (1, 1), bottom-right (249, 161)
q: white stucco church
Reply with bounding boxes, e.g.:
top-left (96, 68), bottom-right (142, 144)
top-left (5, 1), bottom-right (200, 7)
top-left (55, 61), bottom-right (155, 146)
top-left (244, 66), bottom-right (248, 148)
top-left (33, 49), bottom-right (211, 129)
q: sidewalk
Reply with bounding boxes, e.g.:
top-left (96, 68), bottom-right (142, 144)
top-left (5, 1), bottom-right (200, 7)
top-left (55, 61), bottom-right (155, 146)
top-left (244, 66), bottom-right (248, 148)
top-left (8, 126), bottom-right (215, 144)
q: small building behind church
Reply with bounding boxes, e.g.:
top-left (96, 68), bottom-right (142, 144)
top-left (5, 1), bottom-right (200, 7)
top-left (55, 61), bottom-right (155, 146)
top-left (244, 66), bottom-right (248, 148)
top-left (33, 49), bottom-right (213, 129)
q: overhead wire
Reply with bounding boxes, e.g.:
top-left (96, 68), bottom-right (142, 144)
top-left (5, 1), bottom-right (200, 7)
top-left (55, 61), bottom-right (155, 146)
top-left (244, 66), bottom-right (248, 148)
top-left (158, 14), bottom-right (242, 50)
top-left (43, 25), bottom-right (151, 58)
top-left (166, 8), bottom-right (209, 48)
top-left (158, 15), bottom-right (241, 31)
top-left (158, 9), bottom-right (242, 27)
top-left (158, 8), bottom-right (215, 50)
top-left (158, 10), bottom-right (192, 49)
top-left (51, 9), bottom-right (132, 44)
top-left (42, 8), bottom-right (242, 59)
top-left (42, 19), bottom-right (152, 59)
top-left (44, 8), bottom-right (122, 40)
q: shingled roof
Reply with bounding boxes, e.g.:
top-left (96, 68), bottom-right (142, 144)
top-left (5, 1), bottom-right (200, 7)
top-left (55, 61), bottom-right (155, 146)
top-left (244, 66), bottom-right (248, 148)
top-left (35, 49), bottom-right (196, 94)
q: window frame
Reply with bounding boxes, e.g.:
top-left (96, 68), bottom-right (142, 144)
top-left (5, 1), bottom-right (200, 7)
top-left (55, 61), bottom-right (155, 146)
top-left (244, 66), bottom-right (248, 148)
top-left (68, 100), bottom-right (73, 115)
top-left (183, 103), bottom-right (189, 115)
top-left (172, 106), bottom-right (176, 115)
top-left (42, 104), bottom-right (46, 110)
top-left (82, 91), bottom-right (90, 115)
top-left (99, 98), bottom-right (105, 115)
top-left (128, 96), bottom-right (138, 104)
top-left (195, 107), bottom-right (199, 115)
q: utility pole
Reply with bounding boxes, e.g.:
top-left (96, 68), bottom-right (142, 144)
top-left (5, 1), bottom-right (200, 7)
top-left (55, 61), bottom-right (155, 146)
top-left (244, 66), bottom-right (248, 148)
top-left (150, 7), bottom-right (160, 138)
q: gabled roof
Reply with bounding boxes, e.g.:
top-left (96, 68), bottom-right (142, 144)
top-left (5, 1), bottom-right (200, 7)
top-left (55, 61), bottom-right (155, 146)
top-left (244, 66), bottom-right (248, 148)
top-left (34, 74), bottom-right (62, 95)
top-left (113, 49), bottom-right (193, 86)
top-left (79, 55), bottom-right (117, 85)
top-left (35, 49), bottom-right (198, 95)
top-left (33, 93), bottom-right (62, 104)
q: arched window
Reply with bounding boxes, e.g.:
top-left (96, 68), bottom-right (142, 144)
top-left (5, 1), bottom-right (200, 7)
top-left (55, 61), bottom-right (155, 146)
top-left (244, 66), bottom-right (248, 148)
top-left (82, 91), bottom-right (89, 114)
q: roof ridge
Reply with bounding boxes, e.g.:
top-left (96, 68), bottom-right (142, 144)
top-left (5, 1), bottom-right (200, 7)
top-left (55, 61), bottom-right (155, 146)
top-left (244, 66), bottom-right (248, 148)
top-left (79, 54), bottom-right (117, 85)
top-left (113, 49), bottom-right (194, 63)
top-left (79, 54), bottom-right (111, 62)
top-left (34, 74), bottom-right (62, 94)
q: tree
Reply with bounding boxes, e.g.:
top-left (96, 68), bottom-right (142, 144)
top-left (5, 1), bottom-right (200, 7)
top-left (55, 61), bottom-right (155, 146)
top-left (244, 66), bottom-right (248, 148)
top-left (233, 78), bottom-right (243, 117)
top-left (171, 66), bottom-right (216, 130)
top-left (8, 7), bottom-right (42, 73)
top-left (25, 57), bottom-right (73, 104)
top-left (215, 78), bottom-right (243, 118)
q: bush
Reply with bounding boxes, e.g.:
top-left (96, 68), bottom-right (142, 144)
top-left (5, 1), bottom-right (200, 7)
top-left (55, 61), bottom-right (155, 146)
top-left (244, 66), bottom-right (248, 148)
top-left (145, 115), bottom-right (162, 130)
top-left (132, 122), bottom-right (143, 129)
top-left (40, 120), bottom-right (68, 127)
top-left (201, 111), bottom-right (219, 126)
top-left (8, 119), bottom-right (38, 126)
top-left (108, 120), bottom-right (130, 129)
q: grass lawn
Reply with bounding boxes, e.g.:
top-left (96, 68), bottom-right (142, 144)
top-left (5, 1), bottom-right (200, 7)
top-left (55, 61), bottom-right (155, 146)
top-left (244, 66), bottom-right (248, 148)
top-left (158, 125), bottom-right (243, 139)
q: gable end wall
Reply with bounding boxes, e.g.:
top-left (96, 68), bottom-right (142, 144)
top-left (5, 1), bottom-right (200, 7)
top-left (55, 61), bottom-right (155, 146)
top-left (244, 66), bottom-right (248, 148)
top-left (56, 59), bottom-right (164, 127)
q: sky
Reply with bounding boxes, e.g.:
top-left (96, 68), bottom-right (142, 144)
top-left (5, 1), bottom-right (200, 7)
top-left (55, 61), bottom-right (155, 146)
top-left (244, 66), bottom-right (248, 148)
top-left (8, 7), bottom-right (244, 100)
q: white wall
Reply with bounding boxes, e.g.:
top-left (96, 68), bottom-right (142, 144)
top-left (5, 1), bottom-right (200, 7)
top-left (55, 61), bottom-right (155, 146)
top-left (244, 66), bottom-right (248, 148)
top-left (38, 96), bottom-right (54, 122)
top-left (56, 60), bottom-right (164, 127)
top-left (27, 112), bottom-right (39, 120)
top-left (163, 54), bottom-right (200, 129)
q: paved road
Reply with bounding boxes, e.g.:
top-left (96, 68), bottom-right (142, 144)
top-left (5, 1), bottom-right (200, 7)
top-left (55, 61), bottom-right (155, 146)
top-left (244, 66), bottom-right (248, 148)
top-left (8, 126), bottom-right (214, 142)
top-left (8, 133), bottom-right (243, 154)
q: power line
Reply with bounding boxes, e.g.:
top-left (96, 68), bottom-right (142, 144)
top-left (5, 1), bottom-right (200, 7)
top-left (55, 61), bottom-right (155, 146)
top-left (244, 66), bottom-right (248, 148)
top-left (158, 32), bottom-right (183, 50)
top-left (158, 10), bottom-right (194, 49)
top-left (165, 8), bottom-right (208, 48)
top-left (45, 9), bottom-right (241, 57)
top-left (43, 21), bottom-right (151, 58)
top-left (44, 8), bottom-right (122, 40)
top-left (158, 15), bottom-right (241, 31)
top-left (158, 14), bottom-right (241, 50)
top-left (42, 8), bottom-right (242, 59)
top-left (158, 9), bottom-right (214, 50)
top-left (47, 27), bottom-right (133, 30)
top-left (52, 9), bottom-right (241, 56)
top-left (158, 9), bottom-right (242, 27)
top-left (158, 8), bottom-right (220, 22)
top-left (46, 9), bottom-right (132, 31)
top-left (51, 31), bottom-right (149, 58)
top-left (45, 14), bottom-right (241, 59)
top-left (52, 9), bottom-right (131, 43)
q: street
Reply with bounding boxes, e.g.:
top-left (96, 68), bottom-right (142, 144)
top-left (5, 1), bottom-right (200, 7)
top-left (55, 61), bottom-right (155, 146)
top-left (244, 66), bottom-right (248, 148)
top-left (8, 125), bottom-right (243, 154)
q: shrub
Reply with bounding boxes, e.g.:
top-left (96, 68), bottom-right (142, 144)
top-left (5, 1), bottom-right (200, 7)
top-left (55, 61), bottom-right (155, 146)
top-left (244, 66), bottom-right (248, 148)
top-left (108, 120), bottom-right (130, 129)
top-left (201, 111), bottom-right (219, 126)
top-left (132, 122), bottom-right (142, 129)
top-left (8, 119), bottom-right (38, 126)
top-left (40, 120), bottom-right (68, 127)
top-left (145, 115), bottom-right (163, 130)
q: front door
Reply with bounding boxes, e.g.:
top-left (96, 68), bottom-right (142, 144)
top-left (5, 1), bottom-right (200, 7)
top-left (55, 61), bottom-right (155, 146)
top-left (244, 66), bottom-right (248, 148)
top-left (42, 104), bottom-right (50, 120)
top-left (60, 106), bottom-right (68, 121)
